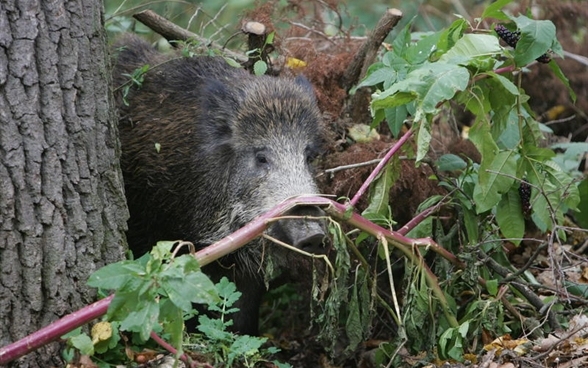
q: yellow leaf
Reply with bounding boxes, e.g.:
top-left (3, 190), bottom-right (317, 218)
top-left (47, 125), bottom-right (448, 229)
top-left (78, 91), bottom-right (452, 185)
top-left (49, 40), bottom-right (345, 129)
top-left (91, 321), bottom-right (112, 345)
top-left (286, 57), bottom-right (307, 69)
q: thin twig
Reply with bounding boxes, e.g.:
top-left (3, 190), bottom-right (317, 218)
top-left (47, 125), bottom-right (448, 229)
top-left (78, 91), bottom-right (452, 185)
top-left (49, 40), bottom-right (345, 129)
top-left (132, 9), bottom-right (247, 62)
top-left (324, 158), bottom-right (382, 175)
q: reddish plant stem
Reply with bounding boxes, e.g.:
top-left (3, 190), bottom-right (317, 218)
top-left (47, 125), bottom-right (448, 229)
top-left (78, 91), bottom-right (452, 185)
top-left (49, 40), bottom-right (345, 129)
top-left (149, 332), bottom-right (204, 368)
top-left (0, 197), bottom-right (332, 365)
top-left (0, 195), bottom-right (462, 364)
top-left (349, 129), bottom-right (414, 208)
top-left (0, 295), bottom-right (114, 365)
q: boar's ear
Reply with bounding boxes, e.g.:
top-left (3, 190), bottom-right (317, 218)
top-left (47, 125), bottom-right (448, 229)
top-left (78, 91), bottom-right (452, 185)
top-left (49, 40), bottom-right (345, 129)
top-left (200, 79), bottom-right (241, 142)
top-left (294, 75), bottom-right (316, 98)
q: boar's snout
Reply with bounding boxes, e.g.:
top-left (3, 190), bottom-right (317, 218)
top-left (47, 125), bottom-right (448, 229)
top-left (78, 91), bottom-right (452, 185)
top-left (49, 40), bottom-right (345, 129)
top-left (278, 205), bottom-right (328, 254)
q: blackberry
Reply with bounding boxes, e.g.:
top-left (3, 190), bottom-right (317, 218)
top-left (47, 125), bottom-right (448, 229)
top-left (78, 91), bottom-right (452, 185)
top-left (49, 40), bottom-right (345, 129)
top-left (495, 24), bottom-right (520, 48)
top-left (518, 180), bottom-right (532, 216)
top-left (495, 24), bottom-right (552, 64)
top-left (535, 52), bottom-right (551, 64)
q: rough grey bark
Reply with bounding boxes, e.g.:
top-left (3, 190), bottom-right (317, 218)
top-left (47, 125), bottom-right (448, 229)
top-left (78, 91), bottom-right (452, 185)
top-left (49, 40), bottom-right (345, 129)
top-left (0, 0), bottom-right (128, 366)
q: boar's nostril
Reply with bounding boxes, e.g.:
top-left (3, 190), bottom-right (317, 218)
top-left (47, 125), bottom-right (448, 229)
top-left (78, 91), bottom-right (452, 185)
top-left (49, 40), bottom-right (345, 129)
top-left (296, 232), bottom-right (327, 253)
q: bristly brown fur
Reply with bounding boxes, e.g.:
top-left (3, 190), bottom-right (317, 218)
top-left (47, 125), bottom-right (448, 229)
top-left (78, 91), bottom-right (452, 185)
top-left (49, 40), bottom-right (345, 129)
top-left (112, 34), bottom-right (326, 335)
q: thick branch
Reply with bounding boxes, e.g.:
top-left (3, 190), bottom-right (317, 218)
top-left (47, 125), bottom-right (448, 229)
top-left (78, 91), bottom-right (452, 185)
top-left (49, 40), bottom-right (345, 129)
top-left (341, 8), bottom-right (403, 91)
top-left (132, 10), bottom-right (246, 62)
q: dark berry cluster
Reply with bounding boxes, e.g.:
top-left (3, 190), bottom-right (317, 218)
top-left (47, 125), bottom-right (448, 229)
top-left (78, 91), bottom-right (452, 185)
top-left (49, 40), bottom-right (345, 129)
top-left (494, 24), bottom-right (551, 63)
top-left (518, 180), bottom-right (532, 216)
top-left (495, 24), bottom-right (520, 47)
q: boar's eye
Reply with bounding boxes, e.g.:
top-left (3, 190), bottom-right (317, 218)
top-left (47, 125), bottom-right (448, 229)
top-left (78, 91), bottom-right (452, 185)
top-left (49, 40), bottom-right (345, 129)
top-left (254, 149), bottom-right (269, 167)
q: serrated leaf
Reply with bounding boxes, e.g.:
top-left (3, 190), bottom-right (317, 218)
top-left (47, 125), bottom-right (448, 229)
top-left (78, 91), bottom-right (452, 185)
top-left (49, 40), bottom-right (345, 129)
top-left (120, 301), bottom-right (160, 341)
top-left (496, 188), bottom-right (524, 245)
top-left (87, 260), bottom-right (142, 290)
top-left (227, 335), bottom-right (267, 366)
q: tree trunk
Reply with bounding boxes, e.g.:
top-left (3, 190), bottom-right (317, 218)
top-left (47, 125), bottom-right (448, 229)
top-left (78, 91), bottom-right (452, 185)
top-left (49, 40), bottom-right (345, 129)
top-left (0, 0), bottom-right (128, 366)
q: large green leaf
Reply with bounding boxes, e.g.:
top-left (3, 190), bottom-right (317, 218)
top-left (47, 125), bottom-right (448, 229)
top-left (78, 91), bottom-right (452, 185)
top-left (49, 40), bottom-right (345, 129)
top-left (474, 150), bottom-right (518, 213)
top-left (496, 187), bottom-right (524, 245)
top-left (439, 34), bottom-right (502, 65)
top-left (420, 64), bottom-right (470, 113)
top-left (511, 15), bottom-right (556, 66)
top-left (372, 63), bottom-right (469, 117)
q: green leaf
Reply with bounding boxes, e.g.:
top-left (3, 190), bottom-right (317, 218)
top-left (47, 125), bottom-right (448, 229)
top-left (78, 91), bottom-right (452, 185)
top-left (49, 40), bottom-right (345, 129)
top-left (486, 72), bottom-right (520, 96)
top-left (439, 34), bottom-right (502, 65)
top-left (531, 194), bottom-right (551, 232)
top-left (496, 187), bottom-right (524, 245)
top-left (481, 0), bottom-right (513, 20)
top-left (120, 301), bottom-right (160, 341)
top-left (463, 207), bottom-right (479, 243)
top-left (404, 31), bottom-right (442, 64)
top-left (564, 281), bottom-right (588, 298)
top-left (384, 105), bottom-right (408, 137)
top-left (419, 64), bottom-right (470, 113)
top-left (373, 62), bottom-right (469, 113)
top-left (253, 60), bottom-right (268, 76)
top-left (372, 91), bottom-right (417, 111)
top-left (436, 18), bottom-right (469, 56)
top-left (575, 178), bottom-right (588, 229)
top-left (69, 333), bottom-right (94, 356)
top-left (87, 259), bottom-right (144, 290)
top-left (391, 20), bottom-right (413, 58)
top-left (548, 60), bottom-right (577, 103)
top-left (436, 154), bottom-right (467, 171)
top-left (356, 66), bottom-right (397, 89)
top-left (511, 16), bottom-right (556, 66)
top-left (485, 279), bottom-right (499, 297)
top-left (474, 150), bottom-right (518, 213)
top-left (227, 335), bottom-right (267, 366)
top-left (416, 118), bottom-right (432, 163)
top-left (223, 57), bottom-right (242, 68)
top-left (362, 160), bottom-right (399, 221)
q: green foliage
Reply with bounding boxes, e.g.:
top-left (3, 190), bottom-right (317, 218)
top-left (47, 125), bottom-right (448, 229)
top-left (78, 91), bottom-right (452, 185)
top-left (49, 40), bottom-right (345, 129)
top-left (189, 277), bottom-right (288, 368)
top-left (362, 12), bottom-right (580, 235)
top-left (88, 242), bottom-right (218, 343)
top-left (120, 63), bottom-right (149, 106)
top-left (73, 244), bottom-right (289, 366)
top-left (356, 4), bottom-right (583, 364)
